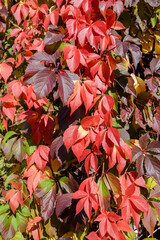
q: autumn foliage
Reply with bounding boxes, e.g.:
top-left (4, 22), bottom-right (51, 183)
top-left (0, 0), bottom-right (160, 239)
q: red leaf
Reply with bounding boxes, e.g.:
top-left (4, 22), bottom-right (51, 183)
top-left (23, 165), bottom-right (44, 196)
top-left (63, 125), bottom-right (79, 151)
top-left (64, 45), bottom-right (80, 73)
top-left (0, 63), bottom-right (13, 83)
top-left (117, 220), bottom-right (134, 232)
top-left (95, 210), bottom-right (120, 239)
top-left (85, 152), bottom-right (98, 176)
top-left (71, 190), bottom-right (88, 199)
top-left (27, 145), bottom-right (49, 171)
top-left (120, 141), bottom-right (132, 162)
top-left (129, 196), bottom-right (149, 213)
top-left (106, 12), bottom-right (116, 29)
top-left (2, 104), bottom-right (16, 123)
top-left (92, 21), bottom-right (106, 36)
top-left (71, 178), bottom-right (99, 221)
top-left (107, 127), bottom-right (120, 146)
top-left (142, 205), bottom-right (157, 236)
top-left (98, 95), bottom-right (114, 116)
top-left (38, 145), bottom-right (50, 162)
top-left (67, 81), bottom-right (82, 115)
top-left (98, 62), bottom-right (110, 83)
top-left (86, 232), bottom-right (101, 240)
top-left (5, 188), bottom-right (24, 213)
top-left (81, 115), bottom-right (100, 130)
top-left (81, 80), bottom-right (97, 113)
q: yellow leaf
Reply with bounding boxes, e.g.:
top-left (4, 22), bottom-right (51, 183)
top-left (154, 39), bottom-right (160, 57)
top-left (76, 223), bottom-right (89, 240)
top-left (130, 139), bottom-right (140, 148)
top-left (131, 73), bottom-right (146, 95)
top-left (62, 232), bottom-right (77, 240)
top-left (78, 125), bottom-right (89, 138)
top-left (146, 177), bottom-right (157, 191)
top-left (154, 30), bottom-right (160, 41)
top-left (141, 32), bottom-right (154, 54)
top-left (51, 158), bottom-right (60, 172)
top-left (44, 166), bottom-right (53, 178)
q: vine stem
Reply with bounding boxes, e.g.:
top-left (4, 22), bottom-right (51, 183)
top-left (137, 226), bottom-right (160, 239)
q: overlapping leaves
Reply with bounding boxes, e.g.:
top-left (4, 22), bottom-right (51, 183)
top-left (132, 134), bottom-right (160, 183)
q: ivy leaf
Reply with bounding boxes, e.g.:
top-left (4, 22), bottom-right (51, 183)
top-left (1, 137), bottom-right (17, 161)
top-left (50, 136), bottom-right (68, 164)
top-left (128, 44), bottom-right (142, 69)
top-left (2, 131), bottom-right (17, 145)
top-left (95, 210), bottom-right (125, 238)
top-left (23, 51), bottom-right (58, 99)
top-left (98, 176), bottom-right (110, 210)
top-left (71, 178), bottom-right (99, 221)
top-left (145, 156), bottom-right (160, 184)
top-left (56, 193), bottom-right (72, 220)
top-left (124, 0), bottom-right (139, 7)
top-left (12, 138), bottom-right (27, 162)
top-left (142, 205), bottom-right (157, 236)
top-left (106, 172), bottom-right (121, 195)
top-left (58, 71), bottom-right (75, 104)
top-left (144, 0), bottom-right (160, 7)
top-left (1, 215), bottom-right (17, 240)
top-left (45, 218), bottom-right (57, 238)
top-left (11, 232), bottom-right (25, 240)
top-left (44, 31), bottom-right (64, 46)
top-left (132, 136), bottom-right (160, 183)
top-left (41, 187), bottom-right (57, 221)
top-left (24, 51), bottom-right (76, 102)
top-left (16, 212), bottom-right (28, 233)
top-left (27, 145), bottom-right (50, 171)
top-left (116, 38), bottom-right (142, 68)
top-left (0, 213), bottom-right (9, 232)
top-left (148, 107), bottom-right (160, 133)
top-left (35, 179), bottom-right (57, 221)
top-left (5, 182), bottom-right (24, 213)
top-left (0, 62), bottom-right (13, 83)
top-left (0, 205), bottom-right (10, 215)
top-left (24, 69), bottom-right (56, 99)
top-left (23, 165), bottom-right (44, 196)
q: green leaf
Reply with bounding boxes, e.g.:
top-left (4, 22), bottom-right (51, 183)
top-left (76, 222), bottom-right (89, 240)
top-left (2, 131), bottom-right (17, 145)
top-left (16, 212), bottom-right (28, 233)
top-left (0, 213), bottom-right (9, 231)
top-left (1, 215), bottom-right (17, 240)
top-left (24, 142), bottom-right (36, 156)
top-left (107, 89), bottom-right (118, 113)
top-left (0, 119), bottom-right (4, 132)
top-left (11, 232), bottom-right (25, 240)
top-left (4, 174), bottom-right (19, 189)
top-left (45, 218), bottom-right (57, 238)
top-left (98, 176), bottom-right (110, 210)
top-left (0, 205), bottom-right (9, 215)
top-left (19, 205), bottom-right (30, 217)
top-left (37, 179), bottom-right (55, 196)
top-left (59, 176), bottom-right (72, 193)
top-left (112, 118), bottom-right (122, 129)
top-left (35, 180), bottom-right (57, 221)
top-left (143, 238), bottom-right (158, 240)
top-left (12, 138), bottom-right (27, 162)
top-left (124, 231), bottom-right (137, 239)
top-left (151, 14), bottom-right (157, 28)
top-left (106, 172), bottom-right (121, 194)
